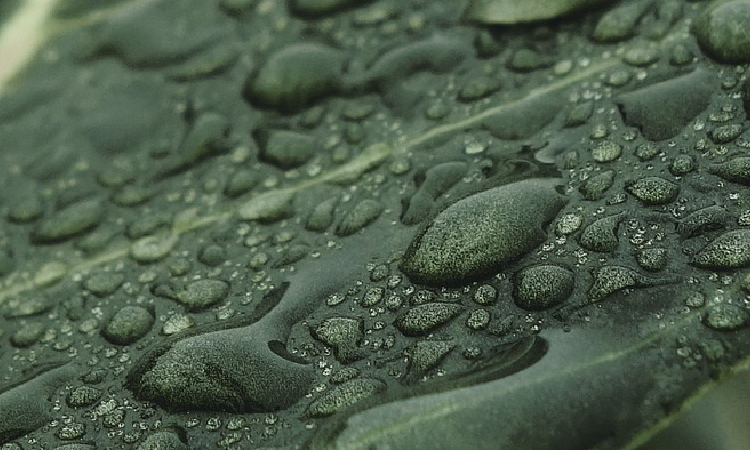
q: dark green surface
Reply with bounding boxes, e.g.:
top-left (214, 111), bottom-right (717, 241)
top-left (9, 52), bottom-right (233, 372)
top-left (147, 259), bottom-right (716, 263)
top-left (1, 0), bottom-right (750, 449)
top-left (0, 0), bottom-right (20, 28)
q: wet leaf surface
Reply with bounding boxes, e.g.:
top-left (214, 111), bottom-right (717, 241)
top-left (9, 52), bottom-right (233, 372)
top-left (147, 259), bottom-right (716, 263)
top-left (0, 0), bottom-right (750, 449)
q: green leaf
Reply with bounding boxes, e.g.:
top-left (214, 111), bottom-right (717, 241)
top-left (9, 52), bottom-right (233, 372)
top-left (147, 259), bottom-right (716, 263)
top-left (307, 292), bottom-right (750, 449)
top-left (464, 0), bottom-right (616, 24)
